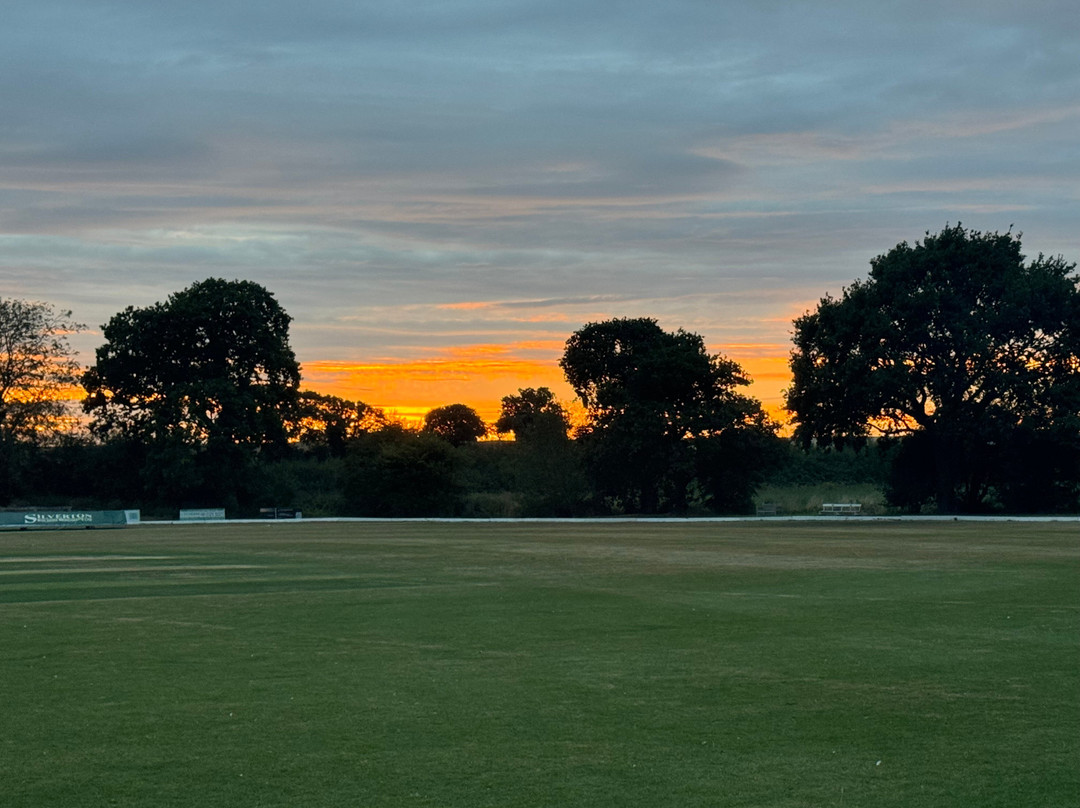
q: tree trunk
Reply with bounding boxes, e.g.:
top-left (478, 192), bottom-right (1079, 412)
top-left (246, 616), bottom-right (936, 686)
top-left (931, 427), bottom-right (960, 514)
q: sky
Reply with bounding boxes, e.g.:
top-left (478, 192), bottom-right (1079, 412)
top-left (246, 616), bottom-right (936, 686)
top-left (2, 1), bottom-right (1078, 423)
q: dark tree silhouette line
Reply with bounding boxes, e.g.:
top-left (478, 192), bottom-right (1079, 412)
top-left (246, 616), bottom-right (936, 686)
top-left (2, 225), bottom-right (1078, 516)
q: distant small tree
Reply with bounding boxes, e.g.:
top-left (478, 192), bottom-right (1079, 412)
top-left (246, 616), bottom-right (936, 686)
top-left (422, 403), bottom-right (487, 447)
top-left (495, 387), bottom-right (584, 515)
top-left (495, 387), bottom-right (571, 443)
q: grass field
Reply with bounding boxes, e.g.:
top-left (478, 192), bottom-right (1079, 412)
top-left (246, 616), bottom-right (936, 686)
top-left (2, 520), bottom-right (1077, 807)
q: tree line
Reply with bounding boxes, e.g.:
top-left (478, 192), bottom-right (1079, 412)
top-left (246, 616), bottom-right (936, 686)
top-left (2, 225), bottom-right (1078, 515)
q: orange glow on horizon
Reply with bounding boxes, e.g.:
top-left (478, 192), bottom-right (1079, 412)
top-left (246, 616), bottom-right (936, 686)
top-left (728, 349), bottom-right (794, 432)
top-left (301, 343), bottom-right (576, 425)
top-left (301, 340), bottom-right (794, 429)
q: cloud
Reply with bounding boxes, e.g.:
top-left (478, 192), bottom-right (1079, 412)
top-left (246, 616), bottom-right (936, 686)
top-left (2, 1), bottom-right (1077, 415)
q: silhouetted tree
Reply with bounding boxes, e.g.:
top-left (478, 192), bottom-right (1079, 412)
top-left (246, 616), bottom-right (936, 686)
top-left (0, 298), bottom-right (84, 443)
top-left (292, 391), bottom-right (387, 458)
top-left (561, 317), bottom-right (777, 513)
top-left (0, 298), bottom-right (84, 503)
top-left (342, 426), bottom-right (459, 516)
top-left (494, 387), bottom-right (584, 515)
top-left (787, 225), bottom-right (1080, 512)
top-left (495, 387), bottom-right (571, 443)
top-left (422, 403), bottom-right (487, 447)
top-left (83, 278), bottom-right (301, 507)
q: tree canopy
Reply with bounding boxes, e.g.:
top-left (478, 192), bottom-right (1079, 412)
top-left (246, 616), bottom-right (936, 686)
top-left (292, 391), bottom-right (387, 458)
top-left (83, 278), bottom-right (301, 452)
top-left (562, 318), bottom-right (767, 438)
top-left (422, 403), bottom-right (487, 447)
top-left (561, 317), bottom-right (777, 513)
top-left (495, 387), bottom-right (571, 443)
top-left (787, 225), bottom-right (1080, 512)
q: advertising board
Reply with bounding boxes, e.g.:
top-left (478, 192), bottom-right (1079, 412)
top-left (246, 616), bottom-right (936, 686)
top-left (0, 510), bottom-right (139, 530)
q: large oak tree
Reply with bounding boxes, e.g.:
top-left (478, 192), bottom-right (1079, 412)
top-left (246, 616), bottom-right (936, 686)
top-left (82, 279), bottom-right (301, 507)
top-left (787, 225), bottom-right (1080, 512)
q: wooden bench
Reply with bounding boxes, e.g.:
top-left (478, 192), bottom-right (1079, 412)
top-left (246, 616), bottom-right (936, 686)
top-left (820, 503), bottom-right (861, 516)
top-left (755, 503), bottom-right (781, 516)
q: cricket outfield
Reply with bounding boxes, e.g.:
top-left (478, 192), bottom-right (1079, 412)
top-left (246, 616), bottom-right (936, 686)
top-left (2, 520), bottom-right (1077, 807)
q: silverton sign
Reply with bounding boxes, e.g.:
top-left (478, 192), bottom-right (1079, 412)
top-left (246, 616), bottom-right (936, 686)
top-left (0, 510), bottom-right (139, 529)
top-left (23, 512), bottom-right (94, 525)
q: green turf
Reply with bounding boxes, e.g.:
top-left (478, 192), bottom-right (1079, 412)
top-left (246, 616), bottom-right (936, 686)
top-left (1, 520), bottom-right (1077, 807)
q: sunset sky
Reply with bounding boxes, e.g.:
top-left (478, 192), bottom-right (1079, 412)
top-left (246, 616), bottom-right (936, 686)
top-left (3, 1), bottom-right (1077, 423)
